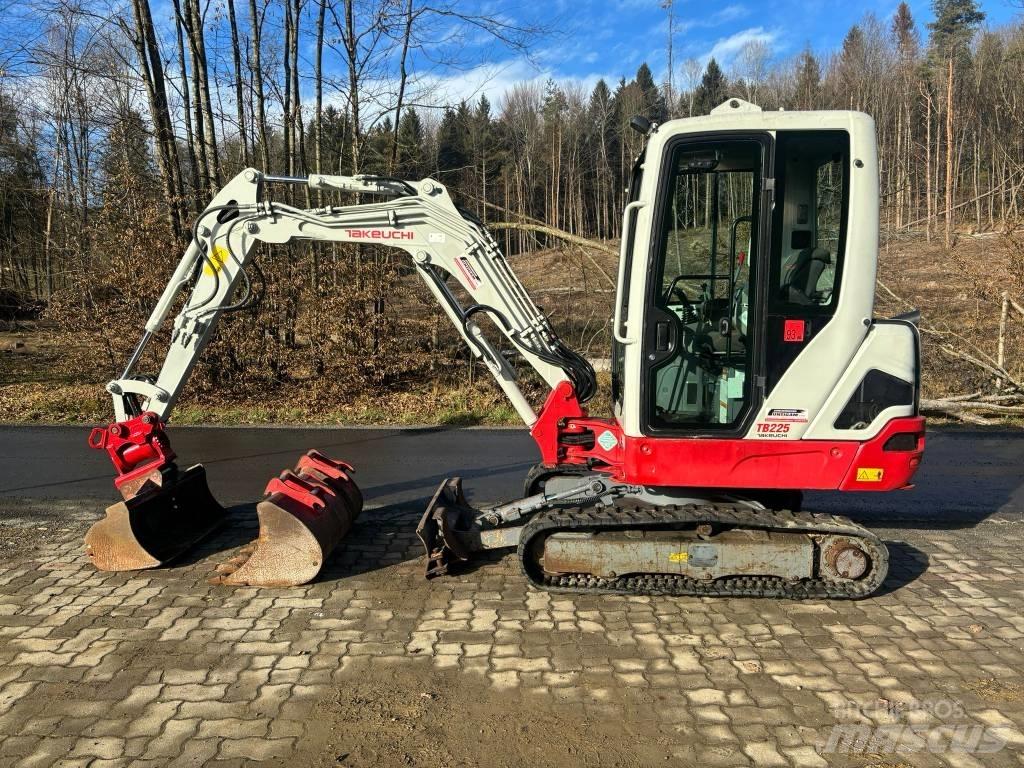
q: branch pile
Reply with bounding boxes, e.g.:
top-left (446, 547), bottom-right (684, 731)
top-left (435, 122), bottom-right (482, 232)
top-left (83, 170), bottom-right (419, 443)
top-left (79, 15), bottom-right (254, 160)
top-left (879, 279), bottom-right (1024, 425)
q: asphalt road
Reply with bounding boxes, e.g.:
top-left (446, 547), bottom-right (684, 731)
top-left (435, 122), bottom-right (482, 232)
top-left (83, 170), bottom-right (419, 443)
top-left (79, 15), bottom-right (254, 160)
top-left (1, 425), bottom-right (1022, 526)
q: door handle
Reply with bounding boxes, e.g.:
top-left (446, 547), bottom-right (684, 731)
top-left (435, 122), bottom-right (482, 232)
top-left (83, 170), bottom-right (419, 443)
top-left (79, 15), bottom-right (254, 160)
top-left (655, 321), bottom-right (671, 352)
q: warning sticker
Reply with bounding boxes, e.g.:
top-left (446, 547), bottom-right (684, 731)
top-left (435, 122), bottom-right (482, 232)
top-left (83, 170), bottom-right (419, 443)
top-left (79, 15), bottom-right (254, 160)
top-left (766, 408), bottom-right (808, 423)
top-left (856, 467), bottom-right (885, 482)
top-left (668, 551), bottom-right (688, 563)
top-left (597, 430), bottom-right (619, 451)
top-left (455, 256), bottom-right (481, 289)
top-left (203, 245), bottom-right (231, 276)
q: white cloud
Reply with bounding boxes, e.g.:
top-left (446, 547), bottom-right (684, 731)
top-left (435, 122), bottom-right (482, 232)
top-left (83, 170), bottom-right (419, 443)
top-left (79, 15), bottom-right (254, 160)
top-left (676, 4), bottom-right (750, 34)
top-left (414, 58), bottom-right (617, 109)
top-left (703, 27), bottom-right (780, 67)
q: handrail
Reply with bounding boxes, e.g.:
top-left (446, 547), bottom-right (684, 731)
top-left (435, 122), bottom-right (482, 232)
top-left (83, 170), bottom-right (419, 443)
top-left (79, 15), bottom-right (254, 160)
top-left (613, 200), bottom-right (647, 345)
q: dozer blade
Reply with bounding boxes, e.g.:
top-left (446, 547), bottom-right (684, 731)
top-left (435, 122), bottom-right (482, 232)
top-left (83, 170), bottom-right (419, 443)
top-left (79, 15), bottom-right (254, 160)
top-left (213, 451), bottom-right (361, 587)
top-left (85, 464), bottom-right (227, 571)
top-left (416, 477), bottom-right (478, 578)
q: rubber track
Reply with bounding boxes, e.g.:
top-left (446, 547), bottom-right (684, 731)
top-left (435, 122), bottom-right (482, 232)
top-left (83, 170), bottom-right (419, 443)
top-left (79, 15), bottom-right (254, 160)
top-left (516, 503), bottom-right (888, 600)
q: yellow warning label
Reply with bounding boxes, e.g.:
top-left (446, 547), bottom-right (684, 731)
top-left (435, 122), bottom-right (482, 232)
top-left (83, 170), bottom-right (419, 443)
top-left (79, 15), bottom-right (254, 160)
top-left (856, 467), bottom-right (884, 482)
top-left (668, 551), bottom-right (688, 563)
top-left (203, 245), bottom-right (230, 276)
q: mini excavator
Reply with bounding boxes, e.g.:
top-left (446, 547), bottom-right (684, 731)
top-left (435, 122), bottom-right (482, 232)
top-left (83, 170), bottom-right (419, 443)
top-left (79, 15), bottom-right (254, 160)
top-left (86, 99), bottom-right (925, 597)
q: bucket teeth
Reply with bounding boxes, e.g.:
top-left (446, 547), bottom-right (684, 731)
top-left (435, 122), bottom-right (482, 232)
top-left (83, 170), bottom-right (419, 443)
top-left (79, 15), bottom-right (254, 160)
top-left (85, 464), bottom-right (226, 571)
top-left (212, 451), bottom-right (362, 587)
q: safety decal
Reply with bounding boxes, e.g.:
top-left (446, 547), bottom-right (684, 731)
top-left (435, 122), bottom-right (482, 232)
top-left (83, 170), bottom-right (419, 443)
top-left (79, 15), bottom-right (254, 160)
top-left (428, 232), bottom-right (446, 243)
top-left (203, 245), bottom-right (231, 276)
top-left (668, 551), bottom-right (688, 563)
top-left (766, 408), bottom-right (808, 423)
top-left (596, 429), bottom-right (619, 452)
top-left (856, 467), bottom-right (884, 482)
top-left (455, 256), bottom-right (481, 289)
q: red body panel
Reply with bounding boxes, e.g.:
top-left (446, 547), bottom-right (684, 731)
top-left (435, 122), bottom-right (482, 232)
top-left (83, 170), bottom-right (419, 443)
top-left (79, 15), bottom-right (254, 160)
top-left (530, 383), bottom-right (925, 492)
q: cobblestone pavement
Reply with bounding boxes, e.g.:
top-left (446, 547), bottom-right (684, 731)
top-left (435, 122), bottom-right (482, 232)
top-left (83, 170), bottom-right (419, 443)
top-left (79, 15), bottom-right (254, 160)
top-left (1, 498), bottom-right (1023, 768)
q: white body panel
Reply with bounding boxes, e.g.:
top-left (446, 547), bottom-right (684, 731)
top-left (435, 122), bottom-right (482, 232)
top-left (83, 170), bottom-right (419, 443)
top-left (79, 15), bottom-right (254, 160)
top-left (802, 322), bottom-right (917, 439)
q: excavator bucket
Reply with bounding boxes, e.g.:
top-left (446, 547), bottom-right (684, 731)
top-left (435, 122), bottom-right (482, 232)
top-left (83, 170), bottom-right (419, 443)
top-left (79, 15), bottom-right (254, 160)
top-left (213, 451), bottom-right (362, 587)
top-left (417, 477), bottom-right (478, 578)
top-left (85, 464), bottom-right (227, 571)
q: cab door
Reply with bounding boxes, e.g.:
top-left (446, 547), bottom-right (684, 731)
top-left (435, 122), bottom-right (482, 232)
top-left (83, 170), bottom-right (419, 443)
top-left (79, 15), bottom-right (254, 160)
top-left (639, 134), bottom-right (773, 436)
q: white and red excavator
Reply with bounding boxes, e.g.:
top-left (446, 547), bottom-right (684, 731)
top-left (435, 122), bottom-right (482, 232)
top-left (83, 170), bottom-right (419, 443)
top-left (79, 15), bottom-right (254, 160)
top-left (85, 99), bottom-right (924, 598)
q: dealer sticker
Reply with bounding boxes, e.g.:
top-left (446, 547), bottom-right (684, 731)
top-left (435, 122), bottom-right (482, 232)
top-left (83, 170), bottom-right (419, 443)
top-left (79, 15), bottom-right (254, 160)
top-left (766, 408), bottom-right (808, 423)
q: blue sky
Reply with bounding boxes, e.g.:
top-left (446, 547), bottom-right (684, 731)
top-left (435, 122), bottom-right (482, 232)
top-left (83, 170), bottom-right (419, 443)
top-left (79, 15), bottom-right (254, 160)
top-left (421, 0), bottom-right (1023, 105)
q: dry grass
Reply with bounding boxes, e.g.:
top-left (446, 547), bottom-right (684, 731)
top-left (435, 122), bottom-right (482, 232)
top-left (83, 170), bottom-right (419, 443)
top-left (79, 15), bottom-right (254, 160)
top-left (0, 233), bottom-right (1020, 427)
top-left (876, 229), bottom-right (1024, 403)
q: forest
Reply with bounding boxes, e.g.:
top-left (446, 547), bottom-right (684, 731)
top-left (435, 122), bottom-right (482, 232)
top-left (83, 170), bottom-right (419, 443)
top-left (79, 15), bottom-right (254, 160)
top-left (1, 0), bottom-right (1023, 425)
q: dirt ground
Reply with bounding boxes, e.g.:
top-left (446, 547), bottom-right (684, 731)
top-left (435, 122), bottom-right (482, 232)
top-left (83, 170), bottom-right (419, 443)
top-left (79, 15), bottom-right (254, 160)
top-left (302, 638), bottom-right (659, 768)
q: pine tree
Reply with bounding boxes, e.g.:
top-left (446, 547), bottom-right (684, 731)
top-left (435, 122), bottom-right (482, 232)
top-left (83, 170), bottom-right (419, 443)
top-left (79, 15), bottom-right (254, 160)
top-left (362, 118), bottom-right (394, 175)
top-left (892, 2), bottom-right (919, 59)
top-left (437, 102), bottom-right (472, 196)
top-left (793, 48), bottom-right (821, 109)
top-left (693, 58), bottom-right (726, 115)
top-left (634, 63), bottom-right (669, 122)
top-left (100, 109), bottom-right (159, 205)
top-left (395, 108), bottom-right (424, 178)
top-left (929, 0), bottom-right (984, 58)
top-left (928, 0), bottom-right (984, 247)
top-left (471, 96), bottom-right (496, 216)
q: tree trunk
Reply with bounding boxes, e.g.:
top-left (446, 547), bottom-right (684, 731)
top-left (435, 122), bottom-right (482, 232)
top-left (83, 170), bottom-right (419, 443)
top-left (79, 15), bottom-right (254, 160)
top-left (314, 0), bottom-right (326, 178)
top-left (945, 56), bottom-right (954, 249)
top-left (127, 0), bottom-right (184, 236)
top-left (171, 0), bottom-right (201, 209)
top-left (390, 0), bottom-right (415, 172)
top-left (185, 0), bottom-right (221, 190)
top-left (249, 0), bottom-right (270, 170)
top-left (227, 0), bottom-right (249, 166)
top-left (344, 0), bottom-right (361, 173)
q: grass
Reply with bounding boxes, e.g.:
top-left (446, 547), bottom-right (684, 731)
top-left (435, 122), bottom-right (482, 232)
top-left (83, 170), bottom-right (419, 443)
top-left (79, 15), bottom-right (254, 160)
top-left (0, 375), bottom-right (531, 427)
top-left (0, 315), bottom-right (613, 427)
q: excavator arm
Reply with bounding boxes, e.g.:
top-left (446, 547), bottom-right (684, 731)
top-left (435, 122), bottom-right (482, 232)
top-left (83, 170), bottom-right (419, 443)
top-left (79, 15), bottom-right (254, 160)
top-left (106, 169), bottom-right (594, 428)
top-left (85, 168), bottom-right (597, 582)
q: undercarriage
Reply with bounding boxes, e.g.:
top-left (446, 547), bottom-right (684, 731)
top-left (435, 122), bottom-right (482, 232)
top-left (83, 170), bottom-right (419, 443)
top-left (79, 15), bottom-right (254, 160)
top-left (417, 472), bottom-right (887, 599)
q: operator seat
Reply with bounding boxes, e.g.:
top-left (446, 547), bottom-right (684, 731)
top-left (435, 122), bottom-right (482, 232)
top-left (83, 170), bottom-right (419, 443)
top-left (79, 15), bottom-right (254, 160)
top-left (782, 246), bottom-right (831, 305)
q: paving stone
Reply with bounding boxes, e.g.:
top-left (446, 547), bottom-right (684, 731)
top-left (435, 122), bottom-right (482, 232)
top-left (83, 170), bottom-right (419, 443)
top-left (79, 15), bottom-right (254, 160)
top-left (218, 737), bottom-right (295, 760)
top-left (2, 508), bottom-right (1024, 767)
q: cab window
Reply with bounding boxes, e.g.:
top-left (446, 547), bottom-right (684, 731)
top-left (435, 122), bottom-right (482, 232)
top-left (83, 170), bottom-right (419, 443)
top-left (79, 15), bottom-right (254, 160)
top-left (772, 131), bottom-right (849, 310)
top-left (644, 139), bottom-right (763, 430)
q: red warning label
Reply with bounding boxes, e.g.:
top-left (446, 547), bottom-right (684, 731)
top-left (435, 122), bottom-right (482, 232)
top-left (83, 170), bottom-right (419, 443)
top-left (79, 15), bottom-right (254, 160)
top-left (783, 319), bottom-right (805, 342)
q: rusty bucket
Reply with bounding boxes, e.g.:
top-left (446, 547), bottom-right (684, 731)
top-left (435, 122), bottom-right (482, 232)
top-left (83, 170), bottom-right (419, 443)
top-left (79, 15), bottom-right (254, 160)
top-left (213, 451), bottom-right (362, 587)
top-left (85, 464), bottom-right (227, 571)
